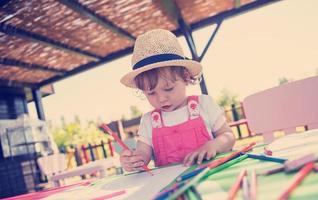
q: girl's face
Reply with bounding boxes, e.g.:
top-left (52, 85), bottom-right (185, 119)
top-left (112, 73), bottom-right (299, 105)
top-left (143, 75), bottom-right (187, 112)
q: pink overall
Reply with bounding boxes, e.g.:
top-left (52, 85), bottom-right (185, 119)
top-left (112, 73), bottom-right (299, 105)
top-left (151, 96), bottom-right (212, 167)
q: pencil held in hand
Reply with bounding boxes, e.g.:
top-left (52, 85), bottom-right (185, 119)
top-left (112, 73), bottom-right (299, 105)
top-left (99, 123), bottom-right (154, 176)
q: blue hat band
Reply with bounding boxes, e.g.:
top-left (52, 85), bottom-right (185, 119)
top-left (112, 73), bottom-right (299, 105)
top-left (133, 54), bottom-right (186, 70)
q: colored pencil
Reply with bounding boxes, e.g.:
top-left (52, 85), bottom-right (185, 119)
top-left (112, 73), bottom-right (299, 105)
top-left (205, 142), bottom-right (256, 169)
top-left (259, 165), bottom-right (284, 176)
top-left (263, 147), bottom-right (273, 156)
top-left (166, 143), bottom-right (255, 199)
top-left (260, 153), bottom-right (317, 176)
top-left (177, 142), bottom-right (256, 182)
top-left (278, 162), bottom-right (315, 200)
top-left (189, 186), bottom-right (203, 200)
top-left (166, 154), bottom-right (248, 200)
top-left (176, 167), bottom-right (206, 182)
top-left (228, 169), bottom-right (247, 200)
top-left (91, 190), bottom-right (126, 200)
top-left (178, 154), bottom-right (248, 182)
top-left (154, 182), bottom-right (186, 200)
top-left (250, 170), bottom-right (257, 200)
top-left (246, 153), bottom-right (287, 163)
top-left (204, 154), bottom-right (248, 179)
top-left (284, 153), bottom-right (316, 172)
top-left (242, 175), bottom-right (250, 200)
top-left (177, 142), bottom-right (256, 181)
top-left (99, 123), bottom-right (153, 176)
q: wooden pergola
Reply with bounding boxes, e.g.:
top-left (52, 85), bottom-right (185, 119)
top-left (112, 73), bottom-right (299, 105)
top-left (1, 0), bottom-right (286, 198)
top-left (0, 0), bottom-right (281, 120)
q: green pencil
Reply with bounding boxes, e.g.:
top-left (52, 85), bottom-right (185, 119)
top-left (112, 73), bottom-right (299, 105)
top-left (186, 188), bottom-right (198, 200)
top-left (166, 154), bottom-right (248, 200)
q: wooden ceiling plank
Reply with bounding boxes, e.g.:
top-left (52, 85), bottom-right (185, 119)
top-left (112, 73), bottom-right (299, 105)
top-left (59, 0), bottom-right (135, 42)
top-left (0, 23), bottom-right (101, 61)
top-left (0, 58), bottom-right (67, 75)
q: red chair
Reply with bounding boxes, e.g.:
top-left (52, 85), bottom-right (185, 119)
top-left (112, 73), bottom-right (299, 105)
top-left (243, 76), bottom-right (318, 143)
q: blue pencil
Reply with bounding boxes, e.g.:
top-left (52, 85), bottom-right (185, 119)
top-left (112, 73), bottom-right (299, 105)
top-left (176, 154), bottom-right (247, 182)
top-left (246, 153), bottom-right (287, 163)
top-left (176, 167), bottom-right (206, 182)
top-left (154, 182), bottom-right (185, 200)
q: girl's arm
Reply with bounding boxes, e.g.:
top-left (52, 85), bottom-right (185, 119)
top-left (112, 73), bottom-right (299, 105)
top-left (183, 116), bottom-right (235, 166)
top-left (120, 140), bottom-right (152, 172)
top-left (136, 140), bottom-right (153, 165)
top-left (211, 117), bottom-right (236, 152)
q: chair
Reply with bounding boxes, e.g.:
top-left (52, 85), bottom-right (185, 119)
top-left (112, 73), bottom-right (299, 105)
top-left (37, 153), bottom-right (115, 187)
top-left (243, 76), bottom-right (318, 143)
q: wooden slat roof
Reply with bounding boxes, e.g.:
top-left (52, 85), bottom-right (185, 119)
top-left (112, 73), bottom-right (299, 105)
top-left (0, 0), bottom-right (280, 89)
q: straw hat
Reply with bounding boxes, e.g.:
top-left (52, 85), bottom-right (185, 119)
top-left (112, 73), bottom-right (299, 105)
top-left (120, 29), bottom-right (202, 88)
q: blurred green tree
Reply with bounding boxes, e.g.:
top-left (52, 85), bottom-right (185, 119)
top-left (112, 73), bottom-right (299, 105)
top-left (130, 105), bottom-right (142, 118)
top-left (278, 77), bottom-right (290, 85)
top-left (216, 88), bottom-right (239, 107)
top-left (50, 117), bottom-right (110, 149)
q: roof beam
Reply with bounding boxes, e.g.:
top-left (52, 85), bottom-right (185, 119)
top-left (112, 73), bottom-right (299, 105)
top-left (0, 78), bottom-right (37, 89)
top-left (159, 0), bottom-right (210, 95)
top-left (191, 0), bottom-right (282, 31)
top-left (159, 0), bottom-right (182, 25)
top-left (38, 46), bottom-right (134, 87)
top-left (0, 23), bottom-right (101, 61)
top-left (58, 0), bottom-right (135, 42)
top-left (0, 0), bottom-right (11, 7)
top-left (0, 58), bottom-right (67, 75)
top-left (159, 0), bottom-right (198, 57)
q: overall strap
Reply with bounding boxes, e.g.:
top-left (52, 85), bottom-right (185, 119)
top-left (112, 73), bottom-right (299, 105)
top-left (187, 95), bottom-right (200, 119)
top-left (151, 109), bottom-right (163, 128)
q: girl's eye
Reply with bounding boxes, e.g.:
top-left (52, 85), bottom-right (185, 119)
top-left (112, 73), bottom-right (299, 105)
top-left (164, 87), bottom-right (174, 91)
top-left (146, 91), bottom-right (155, 96)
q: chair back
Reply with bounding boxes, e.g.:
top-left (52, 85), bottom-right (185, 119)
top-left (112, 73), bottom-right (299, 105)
top-left (243, 76), bottom-right (318, 143)
top-left (37, 153), bottom-right (67, 177)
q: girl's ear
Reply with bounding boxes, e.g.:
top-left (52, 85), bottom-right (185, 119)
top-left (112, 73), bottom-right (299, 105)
top-left (183, 70), bottom-right (191, 85)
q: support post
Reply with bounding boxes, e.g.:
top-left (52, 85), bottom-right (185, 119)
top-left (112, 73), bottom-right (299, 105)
top-left (179, 19), bottom-right (209, 94)
top-left (32, 88), bottom-right (46, 120)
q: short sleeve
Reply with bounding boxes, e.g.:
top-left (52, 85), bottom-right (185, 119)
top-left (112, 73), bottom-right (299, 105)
top-left (136, 112), bottom-right (153, 146)
top-left (199, 95), bottom-right (224, 129)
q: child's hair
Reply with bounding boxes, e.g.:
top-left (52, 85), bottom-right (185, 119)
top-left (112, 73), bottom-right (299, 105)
top-left (134, 66), bottom-right (200, 91)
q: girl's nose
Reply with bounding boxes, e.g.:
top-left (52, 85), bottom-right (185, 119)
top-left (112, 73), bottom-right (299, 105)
top-left (157, 93), bottom-right (168, 103)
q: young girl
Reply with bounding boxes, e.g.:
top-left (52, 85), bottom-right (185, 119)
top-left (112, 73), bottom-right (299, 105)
top-left (120, 29), bottom-right (235, 172)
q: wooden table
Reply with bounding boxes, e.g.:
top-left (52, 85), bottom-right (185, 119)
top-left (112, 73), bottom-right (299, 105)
top-left (5, 130), bottom-right (318, 200)
top-left (184, 129), bottom-right (318, 200)
top-left (50, 158), bottom-right (115, 187)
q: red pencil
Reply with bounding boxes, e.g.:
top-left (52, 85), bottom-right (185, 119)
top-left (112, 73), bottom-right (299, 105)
top-left (211, 142), bottom-right (256, 167)
top-left (278, 162), bottom-right (315, 200)
top-left (228, 169), bottom-right (247, 200)
top-left (91, 190), bottom-right (126, 200)
top-left (99, 123), bottom-right (154, 176)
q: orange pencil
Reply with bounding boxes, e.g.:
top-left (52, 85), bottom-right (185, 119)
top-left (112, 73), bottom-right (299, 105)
top-left (99, 123), bottom-right (154, 176)
top-left (278, 162), bottom-right (315, 200)
top-left (228, 169), bottom-right (247, 200)
top-left (199, 142), bottom-right (256, 170)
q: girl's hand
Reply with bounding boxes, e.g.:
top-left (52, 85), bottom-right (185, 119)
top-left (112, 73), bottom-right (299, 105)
top-left (120, 150), bottom-right (145, 172)
top-left (183, 141), bottom-right (218, 166)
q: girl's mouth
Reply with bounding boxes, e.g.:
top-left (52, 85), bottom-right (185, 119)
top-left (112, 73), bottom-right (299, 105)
top-left (161, 105), bottom-right (172, 110)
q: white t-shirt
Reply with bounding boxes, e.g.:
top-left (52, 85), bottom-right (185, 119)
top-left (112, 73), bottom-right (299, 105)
top-left (137, 95), bottom-right (225, 147)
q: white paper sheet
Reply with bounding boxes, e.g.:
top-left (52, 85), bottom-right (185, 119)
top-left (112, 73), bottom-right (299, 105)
top-left (266, 129), bottom-right (318, 160)
top-left (43, 164), bottom-right (187, 200)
